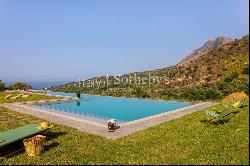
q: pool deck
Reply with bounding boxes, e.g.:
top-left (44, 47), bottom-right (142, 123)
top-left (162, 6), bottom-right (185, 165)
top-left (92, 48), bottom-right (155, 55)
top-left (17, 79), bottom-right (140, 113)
top-left (0, 96), bottom-right (217, 140)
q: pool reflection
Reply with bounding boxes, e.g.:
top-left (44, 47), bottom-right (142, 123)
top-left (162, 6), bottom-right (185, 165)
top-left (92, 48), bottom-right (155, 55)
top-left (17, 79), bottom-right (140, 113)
top-left (77, 101), bottom-right (81, 106)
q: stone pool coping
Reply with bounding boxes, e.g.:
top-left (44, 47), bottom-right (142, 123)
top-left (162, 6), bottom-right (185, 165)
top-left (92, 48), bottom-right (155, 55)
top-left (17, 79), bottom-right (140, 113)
top-left (120, 102), bottom-right (210, 127)
top-left (0, 94), bottom-right (217, 140)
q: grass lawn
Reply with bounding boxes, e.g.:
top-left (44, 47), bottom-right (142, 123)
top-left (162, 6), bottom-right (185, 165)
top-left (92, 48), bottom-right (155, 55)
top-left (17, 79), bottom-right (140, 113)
top-left (0, 91), bottom-right (62, 104)
top-left (0, 103), bottom-right (248, 165)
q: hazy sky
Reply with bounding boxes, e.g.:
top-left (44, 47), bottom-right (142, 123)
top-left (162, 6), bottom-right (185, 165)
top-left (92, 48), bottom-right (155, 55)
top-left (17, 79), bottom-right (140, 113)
top-left (0, 0), bottom-right (249, 82)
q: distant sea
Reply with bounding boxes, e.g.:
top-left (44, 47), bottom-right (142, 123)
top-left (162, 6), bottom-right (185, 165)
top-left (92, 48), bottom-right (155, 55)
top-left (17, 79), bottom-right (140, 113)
top-left (5, 81), bottom-right (70, 89)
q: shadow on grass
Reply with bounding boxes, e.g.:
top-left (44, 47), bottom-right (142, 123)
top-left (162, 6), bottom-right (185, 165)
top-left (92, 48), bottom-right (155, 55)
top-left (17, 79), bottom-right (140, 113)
top-left (42, 131), bottom-right (67, 152)
top-left (44, 142), bottom-right (60, 152)
top-left (0, 141), bottom-right (25, 159)
top-left (200, 118), bottom-right (230, 125)
top-left (45, 131), bottom-right (67, 141)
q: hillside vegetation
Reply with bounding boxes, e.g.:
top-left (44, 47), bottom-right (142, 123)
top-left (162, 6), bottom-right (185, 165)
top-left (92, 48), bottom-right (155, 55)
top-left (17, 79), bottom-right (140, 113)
top-left (52, 35), bottom-right (249, 101)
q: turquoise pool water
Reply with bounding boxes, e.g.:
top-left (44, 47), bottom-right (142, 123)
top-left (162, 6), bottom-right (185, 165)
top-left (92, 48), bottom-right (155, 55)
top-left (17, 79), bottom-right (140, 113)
top-left (37, 92), bottom-right (191, 123)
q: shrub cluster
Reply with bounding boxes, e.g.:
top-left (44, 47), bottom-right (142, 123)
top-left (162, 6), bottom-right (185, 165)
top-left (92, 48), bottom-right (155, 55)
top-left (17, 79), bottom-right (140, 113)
top-left (8, 82), bottom-right (32, 90)
top-left (161, 76), bottom-right (248, 101)
top-left (0, 80), bottom-right (5, 91)
top-left (242, 67), bottom-right (249, 74)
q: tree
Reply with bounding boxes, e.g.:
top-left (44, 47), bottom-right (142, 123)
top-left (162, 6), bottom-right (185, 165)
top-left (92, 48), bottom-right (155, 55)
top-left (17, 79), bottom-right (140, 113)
top-left (132, 87), bottom-right (149, 98)
top-left (0, 80), bottom-right (5, 91)
top-left (231, 71), bottom-right (239, 79)
top-left (224, 72), bottom-right (239, 83)
top-left (242, 67), bottom-right (249, 74)
top-left (8, 82), bottom-right (32, 90)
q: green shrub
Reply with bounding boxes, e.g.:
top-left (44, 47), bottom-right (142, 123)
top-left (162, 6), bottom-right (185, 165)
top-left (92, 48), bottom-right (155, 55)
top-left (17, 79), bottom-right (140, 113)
top-left (218, 78), bottom-right (249, 96)
top-left (224, 77), bottom-right (233, 83)
top-left (8, 82), bottom-right (32, 90)
top-left (0, 80), bottom-right (5, 91)
top-left (161, 89), bottom-right (179, 99)
top-left (160, 77), bottom-right (248, 101)
top-left (242, 67), bottom-right (249, 74)
top-left (163, 96), bottom-right (173, 100)
top-left (132, 87), bottom-right (149, 98)
top-left (224, 72), bottom-right (239, 83)
top-left (231, 71), bottom-right (239, 79)
top-left (179, 86), bottom-right (222, 100)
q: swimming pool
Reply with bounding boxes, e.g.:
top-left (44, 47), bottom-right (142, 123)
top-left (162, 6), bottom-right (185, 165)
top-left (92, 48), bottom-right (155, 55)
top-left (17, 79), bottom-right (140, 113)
top-left (36, 92), bottom-right (192, 123)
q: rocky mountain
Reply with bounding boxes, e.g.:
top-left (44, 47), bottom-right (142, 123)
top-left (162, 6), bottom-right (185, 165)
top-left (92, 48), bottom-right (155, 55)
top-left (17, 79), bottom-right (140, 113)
top-left (178, 36), bottom-right (234, 66)
top-left (51, 35), bottom-right (249, 100)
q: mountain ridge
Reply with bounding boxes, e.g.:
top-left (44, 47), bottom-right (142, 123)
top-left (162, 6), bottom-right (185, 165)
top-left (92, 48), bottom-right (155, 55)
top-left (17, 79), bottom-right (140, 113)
top-left (51, 35), bottom-right (249, 100)
top-left (178, 36), bottom-right (234, 66)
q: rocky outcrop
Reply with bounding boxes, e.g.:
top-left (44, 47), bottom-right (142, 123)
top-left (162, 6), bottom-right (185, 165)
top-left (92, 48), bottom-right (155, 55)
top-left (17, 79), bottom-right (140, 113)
top-left (178, 36), bottom-right (234, 66)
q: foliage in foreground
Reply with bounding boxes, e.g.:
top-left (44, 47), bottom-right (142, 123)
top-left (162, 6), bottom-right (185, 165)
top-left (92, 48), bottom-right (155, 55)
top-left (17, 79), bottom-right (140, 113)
top-left (0, 103), bottom-right (248, 165)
